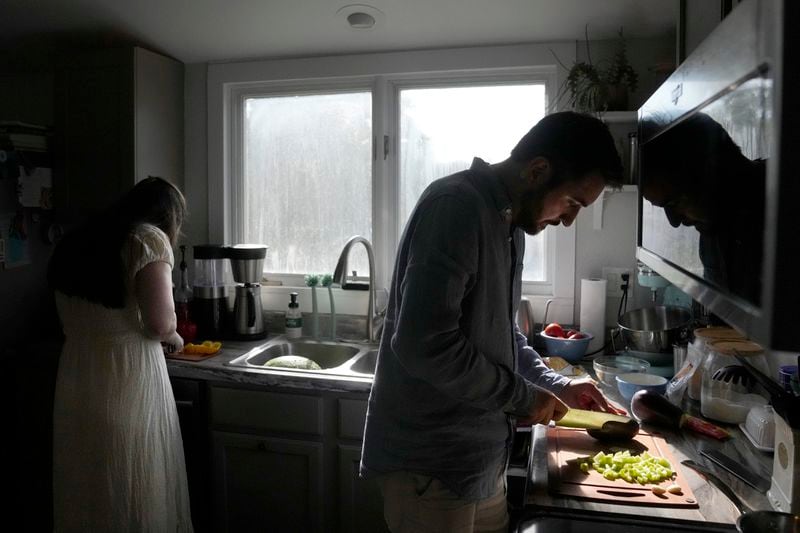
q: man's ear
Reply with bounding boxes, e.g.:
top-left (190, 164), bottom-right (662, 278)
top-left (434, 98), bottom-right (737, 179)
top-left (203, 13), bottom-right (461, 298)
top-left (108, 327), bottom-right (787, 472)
top-left (522, 157), bottom-right (551, 184)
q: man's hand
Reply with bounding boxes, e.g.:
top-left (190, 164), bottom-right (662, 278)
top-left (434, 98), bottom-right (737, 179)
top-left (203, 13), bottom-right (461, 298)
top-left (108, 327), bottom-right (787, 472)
top-left (517, 389), bottom-right (569, 426)
top-left (559, 379), bottom-right (626, 415)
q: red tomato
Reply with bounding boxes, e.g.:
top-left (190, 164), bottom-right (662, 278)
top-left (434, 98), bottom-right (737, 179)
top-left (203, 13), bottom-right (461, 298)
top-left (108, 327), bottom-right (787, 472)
top-left (568, 332), bottom-right (587, 340)
top-left (543, 323), bottom-right (565, 338)
top-left (564, 329), bottom-right (579, 338)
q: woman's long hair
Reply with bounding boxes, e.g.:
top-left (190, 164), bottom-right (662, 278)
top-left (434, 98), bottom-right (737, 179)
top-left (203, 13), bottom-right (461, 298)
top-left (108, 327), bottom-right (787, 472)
top-left (48, 177), bottom-right (187, 309)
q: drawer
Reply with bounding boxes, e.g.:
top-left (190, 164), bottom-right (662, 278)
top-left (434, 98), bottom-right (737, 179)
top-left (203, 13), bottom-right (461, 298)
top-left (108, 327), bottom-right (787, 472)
top-left (338, 398), bottom-right (368, 440)
top-left (210, 386), bottom-right (323, 436)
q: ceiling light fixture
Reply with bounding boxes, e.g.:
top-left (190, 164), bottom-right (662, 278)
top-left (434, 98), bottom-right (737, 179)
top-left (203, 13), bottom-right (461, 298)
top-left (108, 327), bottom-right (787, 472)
top-left (336, 4), bottom-right (385, 31)
top-left (347, 12), bottom-right (375, 29)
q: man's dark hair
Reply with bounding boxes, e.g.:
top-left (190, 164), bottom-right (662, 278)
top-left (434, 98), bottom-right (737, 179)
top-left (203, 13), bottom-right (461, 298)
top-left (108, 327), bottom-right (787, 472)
top-left (511, 111), bottom-right (624, 187)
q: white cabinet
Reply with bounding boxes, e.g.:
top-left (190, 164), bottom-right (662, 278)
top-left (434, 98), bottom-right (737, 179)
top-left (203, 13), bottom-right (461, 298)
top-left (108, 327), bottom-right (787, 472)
top-left (208, 385), bottom-right (387, 532)
top-left (55, 46), bottom-right (183, 216)
top-left (212, 431), bottom-right (324, 533)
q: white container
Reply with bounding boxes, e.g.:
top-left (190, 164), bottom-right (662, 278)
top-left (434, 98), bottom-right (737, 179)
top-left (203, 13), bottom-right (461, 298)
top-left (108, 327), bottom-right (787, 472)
top-left (700, 339), bottom-right (766, 423)
top-left (743, 404), bottom-right (776, 450)
top-left (688, 327), bottom-right (745, 400)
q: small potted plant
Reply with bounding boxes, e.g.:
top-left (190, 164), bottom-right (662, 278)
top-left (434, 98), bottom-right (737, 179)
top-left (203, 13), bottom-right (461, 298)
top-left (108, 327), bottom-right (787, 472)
top-left (553, 27), bottom-right (638, 113)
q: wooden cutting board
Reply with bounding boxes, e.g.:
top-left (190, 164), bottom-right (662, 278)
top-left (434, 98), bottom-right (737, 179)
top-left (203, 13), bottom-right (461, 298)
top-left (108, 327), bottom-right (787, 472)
top-left (165, 351), bottom-right (220, 362)
top-left (547, 427), bottom-right (699, 508)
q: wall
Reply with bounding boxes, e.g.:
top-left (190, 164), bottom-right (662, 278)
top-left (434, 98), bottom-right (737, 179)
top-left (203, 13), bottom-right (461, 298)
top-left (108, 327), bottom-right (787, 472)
top-left (183, 63), bottom-right (209, 248)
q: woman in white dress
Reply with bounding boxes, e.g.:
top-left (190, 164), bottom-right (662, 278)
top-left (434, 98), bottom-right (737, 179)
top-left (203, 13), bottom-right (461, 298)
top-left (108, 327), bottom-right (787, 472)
top-left (48, 177), bottom-right (193, 532)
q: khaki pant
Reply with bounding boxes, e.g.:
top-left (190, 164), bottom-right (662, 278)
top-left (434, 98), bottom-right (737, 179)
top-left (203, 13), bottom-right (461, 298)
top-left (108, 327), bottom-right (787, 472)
top-left (377, 471), bottom-right (509, 533)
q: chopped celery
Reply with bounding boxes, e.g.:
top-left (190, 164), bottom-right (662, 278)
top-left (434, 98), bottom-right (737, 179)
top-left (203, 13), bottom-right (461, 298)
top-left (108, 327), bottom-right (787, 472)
top-left (570, 449), bottom-right (675, 485)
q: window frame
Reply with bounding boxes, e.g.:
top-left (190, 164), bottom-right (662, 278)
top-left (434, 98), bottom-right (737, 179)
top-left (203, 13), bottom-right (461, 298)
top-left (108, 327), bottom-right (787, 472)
top-left (208, 44), bottom-right (578, 308)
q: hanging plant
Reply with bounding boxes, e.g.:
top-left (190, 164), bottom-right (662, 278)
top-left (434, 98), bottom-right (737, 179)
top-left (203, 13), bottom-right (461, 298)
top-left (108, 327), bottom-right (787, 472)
top-left (552, 27), bottom-right (638, 113)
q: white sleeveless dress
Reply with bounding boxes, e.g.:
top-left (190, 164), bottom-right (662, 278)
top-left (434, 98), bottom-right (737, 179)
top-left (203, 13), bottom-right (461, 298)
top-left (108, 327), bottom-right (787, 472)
top-left (52, 224), bottom-right (193, 532)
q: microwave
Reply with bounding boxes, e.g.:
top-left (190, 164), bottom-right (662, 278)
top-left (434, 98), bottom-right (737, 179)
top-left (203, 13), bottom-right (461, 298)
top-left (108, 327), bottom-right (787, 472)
top-left (637, 0), bottom-right (798, 351)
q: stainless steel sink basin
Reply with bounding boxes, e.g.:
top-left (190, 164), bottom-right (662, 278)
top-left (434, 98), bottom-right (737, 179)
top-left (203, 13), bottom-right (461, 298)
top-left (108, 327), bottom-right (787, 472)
top-left (241, 341), bottom-right (360, 369)
top-left (349, 350), bottom-right (378, 375)
top-left (225, 337), bottom-right (379, 378)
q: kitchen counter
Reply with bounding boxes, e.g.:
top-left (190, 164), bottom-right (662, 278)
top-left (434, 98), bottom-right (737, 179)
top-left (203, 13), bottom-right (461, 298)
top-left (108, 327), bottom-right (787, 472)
top-left (165, 337), bottom-right (374, 394)
top-left (521, 374), bottom-right (776, 529)
top-left (167, 340), bottom-right (777, 529)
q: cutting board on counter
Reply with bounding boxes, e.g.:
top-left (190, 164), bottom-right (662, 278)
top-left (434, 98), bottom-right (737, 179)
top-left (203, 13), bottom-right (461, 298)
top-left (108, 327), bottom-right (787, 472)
top-left (547, 427), bottom-right (698, 508)
top-left (165, 351), bottom-right (220, 362)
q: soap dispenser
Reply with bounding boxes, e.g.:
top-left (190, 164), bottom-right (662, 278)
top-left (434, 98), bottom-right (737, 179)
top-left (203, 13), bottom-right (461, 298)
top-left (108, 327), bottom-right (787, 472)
top-left (285, 292), bottom-right (303, 338)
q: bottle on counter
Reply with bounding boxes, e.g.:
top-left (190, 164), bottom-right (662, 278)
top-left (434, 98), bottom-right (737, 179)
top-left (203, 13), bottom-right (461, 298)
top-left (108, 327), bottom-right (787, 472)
top-left (285, 292), bottom-right (303, 338)
top-left (175, 245), bottom-right (197, 343)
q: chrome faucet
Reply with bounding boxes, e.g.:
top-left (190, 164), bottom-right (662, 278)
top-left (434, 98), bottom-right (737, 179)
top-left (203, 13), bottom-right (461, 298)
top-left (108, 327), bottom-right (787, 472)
top-left (333, 235), bottom-right (381, 343)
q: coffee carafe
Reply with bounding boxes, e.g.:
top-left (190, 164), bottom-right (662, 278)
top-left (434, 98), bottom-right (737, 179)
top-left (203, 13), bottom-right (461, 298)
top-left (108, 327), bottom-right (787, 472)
top-left (191, 244), bottom-right (230, 339)
top-left (227, 244), bottom-right (268, 340)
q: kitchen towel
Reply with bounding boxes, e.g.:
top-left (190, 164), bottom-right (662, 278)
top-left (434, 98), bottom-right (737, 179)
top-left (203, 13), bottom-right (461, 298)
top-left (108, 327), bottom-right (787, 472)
top-left (579, 278), bottom-right (607, 354)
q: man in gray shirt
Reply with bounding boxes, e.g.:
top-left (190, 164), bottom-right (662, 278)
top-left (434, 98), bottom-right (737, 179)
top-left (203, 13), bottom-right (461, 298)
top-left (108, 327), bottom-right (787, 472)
top-left (360, 112), bottom-right (625, 532)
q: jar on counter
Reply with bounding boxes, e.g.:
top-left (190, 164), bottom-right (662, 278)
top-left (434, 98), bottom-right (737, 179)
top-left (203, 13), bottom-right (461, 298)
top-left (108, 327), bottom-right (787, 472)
top-left (700, 339), bottom-right (768, 424)
top-left (687, 327), bottom-right (745, 400)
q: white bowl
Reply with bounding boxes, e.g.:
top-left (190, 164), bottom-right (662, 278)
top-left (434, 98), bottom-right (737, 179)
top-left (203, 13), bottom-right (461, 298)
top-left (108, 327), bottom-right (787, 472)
top-left (616, 372), bottom-right (668, 402)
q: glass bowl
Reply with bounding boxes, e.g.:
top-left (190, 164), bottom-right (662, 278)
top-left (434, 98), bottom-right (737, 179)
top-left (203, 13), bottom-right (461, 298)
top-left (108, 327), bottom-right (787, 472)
top-left (593, 355), bottom-right (651, 388)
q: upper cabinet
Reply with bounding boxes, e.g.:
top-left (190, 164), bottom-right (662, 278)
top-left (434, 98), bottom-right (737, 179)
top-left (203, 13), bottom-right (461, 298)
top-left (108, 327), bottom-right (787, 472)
top-left (54, 46), bottom-right (184, 218)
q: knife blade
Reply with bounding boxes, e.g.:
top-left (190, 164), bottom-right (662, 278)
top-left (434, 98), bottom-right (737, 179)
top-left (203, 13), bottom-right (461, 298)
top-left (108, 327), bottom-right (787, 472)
top-left (700, 449), bottom-right (771, 493)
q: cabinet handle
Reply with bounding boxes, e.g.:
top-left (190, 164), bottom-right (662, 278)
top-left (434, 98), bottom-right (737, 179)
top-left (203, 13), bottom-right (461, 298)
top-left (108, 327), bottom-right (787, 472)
top-left (175, 400), bottom-right (194, 409)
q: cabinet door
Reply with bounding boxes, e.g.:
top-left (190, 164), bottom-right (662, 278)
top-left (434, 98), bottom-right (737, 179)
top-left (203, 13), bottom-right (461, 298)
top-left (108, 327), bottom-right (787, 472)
top-left (56, 49), bottom-right (134, 215)
top-left (212, 431), bottom-right (323, 533)
top-left (338, 445), bottom-right (388, 533)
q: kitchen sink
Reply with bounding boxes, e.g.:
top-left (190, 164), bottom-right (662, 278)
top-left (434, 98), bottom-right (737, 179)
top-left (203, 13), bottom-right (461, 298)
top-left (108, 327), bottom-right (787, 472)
top-left (349, 350), bottom-right (378, 375)
top-left (241, 341), bottom-right (360, 369)
top-left (225, 337), bottom-right (379, 377)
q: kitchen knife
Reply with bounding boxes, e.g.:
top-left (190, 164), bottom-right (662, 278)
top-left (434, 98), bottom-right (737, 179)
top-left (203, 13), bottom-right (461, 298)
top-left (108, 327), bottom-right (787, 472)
top-left (700, 449), bottom-right (771, 493)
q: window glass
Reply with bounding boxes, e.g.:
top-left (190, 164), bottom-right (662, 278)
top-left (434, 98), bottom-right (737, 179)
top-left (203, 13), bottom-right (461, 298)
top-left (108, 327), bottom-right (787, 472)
top-left (243, 91), bottom-right (372, 275)
top-left (398, 84), bottom-right (547, 281)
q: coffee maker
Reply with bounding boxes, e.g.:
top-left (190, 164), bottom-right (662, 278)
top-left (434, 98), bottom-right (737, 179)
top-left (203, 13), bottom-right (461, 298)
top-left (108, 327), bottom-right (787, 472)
top-left (191, 244), bottom-right (230, 339)
top-left (226, 244), bottom-right (268, 340)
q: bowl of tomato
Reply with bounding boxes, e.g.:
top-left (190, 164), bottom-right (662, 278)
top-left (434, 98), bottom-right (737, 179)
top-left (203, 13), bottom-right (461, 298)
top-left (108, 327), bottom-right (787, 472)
top-left (538, 323), bottom-right (594, 362)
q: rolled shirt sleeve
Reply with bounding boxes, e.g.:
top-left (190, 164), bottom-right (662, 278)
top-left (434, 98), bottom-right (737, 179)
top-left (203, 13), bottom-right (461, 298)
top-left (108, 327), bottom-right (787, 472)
top-left (515, 323), bottom-right (571, 393)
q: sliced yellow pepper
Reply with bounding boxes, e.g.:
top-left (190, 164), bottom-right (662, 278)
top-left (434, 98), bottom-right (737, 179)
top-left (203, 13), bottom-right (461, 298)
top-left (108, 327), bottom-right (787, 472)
top-left (183, 341), bottom-right (222, 355)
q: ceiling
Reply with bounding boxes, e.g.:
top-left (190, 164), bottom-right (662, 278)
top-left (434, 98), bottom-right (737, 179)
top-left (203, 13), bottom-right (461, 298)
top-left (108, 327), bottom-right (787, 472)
top-left (1, 0), bottom-right (677, 64)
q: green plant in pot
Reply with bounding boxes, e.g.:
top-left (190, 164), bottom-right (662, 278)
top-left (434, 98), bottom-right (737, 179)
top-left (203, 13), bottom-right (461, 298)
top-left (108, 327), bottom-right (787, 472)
top-left (554, 27), bottom-right (638, 113)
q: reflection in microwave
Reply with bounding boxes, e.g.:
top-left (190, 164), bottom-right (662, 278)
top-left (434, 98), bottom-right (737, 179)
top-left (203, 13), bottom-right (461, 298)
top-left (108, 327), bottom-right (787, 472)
top-left (640, 77), bottom-right (770, 306)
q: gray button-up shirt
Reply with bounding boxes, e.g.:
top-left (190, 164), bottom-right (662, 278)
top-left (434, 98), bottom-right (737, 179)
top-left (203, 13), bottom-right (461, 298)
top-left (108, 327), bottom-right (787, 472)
top-left (360, 158), bottom-right (570, 500)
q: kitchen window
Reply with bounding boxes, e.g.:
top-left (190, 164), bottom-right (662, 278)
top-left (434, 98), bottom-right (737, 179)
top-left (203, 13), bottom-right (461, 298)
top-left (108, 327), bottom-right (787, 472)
top-left (397, 83), bottom-right (549, 284)
top-left (240, 90), bottom-right (373, 277)
top-left (210, 50), bottom-right (576, 308)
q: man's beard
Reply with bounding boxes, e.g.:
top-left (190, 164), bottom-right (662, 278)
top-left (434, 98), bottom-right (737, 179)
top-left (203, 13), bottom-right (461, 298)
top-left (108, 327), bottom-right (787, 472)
top-left (515, 181), bottom-right (551, 235)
